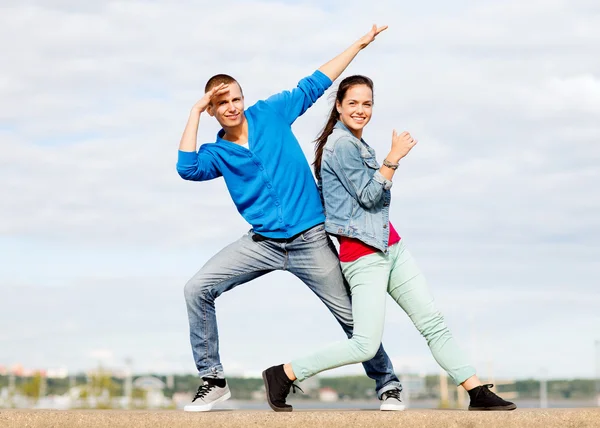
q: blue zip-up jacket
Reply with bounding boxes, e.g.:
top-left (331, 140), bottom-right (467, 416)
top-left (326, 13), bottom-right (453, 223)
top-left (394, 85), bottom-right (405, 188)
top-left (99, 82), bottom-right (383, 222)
top-left (177, 70), bottom-right (333, 239)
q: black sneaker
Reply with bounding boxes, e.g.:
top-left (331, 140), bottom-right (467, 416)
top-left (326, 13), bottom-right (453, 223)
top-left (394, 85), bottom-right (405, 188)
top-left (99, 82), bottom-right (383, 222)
top-left (262, 365), bottom-right (303, 412)
top-left (468, 384), bottom-right (517, 411)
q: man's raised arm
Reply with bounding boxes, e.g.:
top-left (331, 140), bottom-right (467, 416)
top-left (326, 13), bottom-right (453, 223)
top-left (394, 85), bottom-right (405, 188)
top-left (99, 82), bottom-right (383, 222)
top-left (318, 24), bottom-right (388, 82)
top-left (179, 83), bottom-right (229, 153)
top-left (263, 25), bottom-right (388, 125)
top-left (176, 83), bottom-right (229, 181)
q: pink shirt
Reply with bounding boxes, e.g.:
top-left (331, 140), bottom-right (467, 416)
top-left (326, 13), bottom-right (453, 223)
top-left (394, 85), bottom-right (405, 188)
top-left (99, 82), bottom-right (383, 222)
top-left (338, 223), bottom-right (401, 263)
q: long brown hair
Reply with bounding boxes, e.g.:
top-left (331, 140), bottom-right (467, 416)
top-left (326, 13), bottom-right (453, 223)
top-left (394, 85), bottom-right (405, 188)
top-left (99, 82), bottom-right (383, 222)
top-left (313, 75), bottom-right (374, 180)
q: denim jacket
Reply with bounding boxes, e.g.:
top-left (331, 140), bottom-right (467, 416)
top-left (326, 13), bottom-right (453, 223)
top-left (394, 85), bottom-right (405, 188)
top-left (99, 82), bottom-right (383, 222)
top-left (319, 121), bottom-right (394, 253)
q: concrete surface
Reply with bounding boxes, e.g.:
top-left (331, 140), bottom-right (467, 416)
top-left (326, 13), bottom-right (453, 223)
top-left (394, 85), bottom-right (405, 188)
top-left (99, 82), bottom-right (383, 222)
top-left (1, 408), bottom-right (599, 428)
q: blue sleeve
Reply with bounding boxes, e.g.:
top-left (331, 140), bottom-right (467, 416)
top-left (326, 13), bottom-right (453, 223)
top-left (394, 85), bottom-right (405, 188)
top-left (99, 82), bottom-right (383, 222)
top-left (176, 146), bottom-right (222, 181)
top-left (263, 70), bottom-right (333, 125)
top-left (329, 137), bottom-right (393, 209)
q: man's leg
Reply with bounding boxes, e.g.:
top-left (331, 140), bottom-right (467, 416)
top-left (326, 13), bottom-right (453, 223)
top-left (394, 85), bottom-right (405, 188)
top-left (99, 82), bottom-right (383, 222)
top-left (285, 225), bottom-right (402, 397)
top-left (183, 232), bottom-right (283, 411)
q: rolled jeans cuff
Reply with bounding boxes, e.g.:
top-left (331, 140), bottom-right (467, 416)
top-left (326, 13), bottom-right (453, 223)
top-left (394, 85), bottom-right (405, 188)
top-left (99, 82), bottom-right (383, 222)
top-left (198, 365), bottom-right (225, 380)
top-left (377, 380), bottom-right (403, 399)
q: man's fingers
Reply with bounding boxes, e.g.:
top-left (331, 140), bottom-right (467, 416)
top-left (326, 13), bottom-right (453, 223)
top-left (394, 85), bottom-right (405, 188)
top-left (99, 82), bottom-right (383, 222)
top-left (376, 25), bottom-right (388, 35)
top-left (209, 85), bottom-right (230, 99)
top-left (209, 83), bottom-right (228, 95)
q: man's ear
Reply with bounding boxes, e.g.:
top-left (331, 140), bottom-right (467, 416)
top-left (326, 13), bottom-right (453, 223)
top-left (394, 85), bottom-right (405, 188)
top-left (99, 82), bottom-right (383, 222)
top-left (206, 104), bottom-right (215, 117)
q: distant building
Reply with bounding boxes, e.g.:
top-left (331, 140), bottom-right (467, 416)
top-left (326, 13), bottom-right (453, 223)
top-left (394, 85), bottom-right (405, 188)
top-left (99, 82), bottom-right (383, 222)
top-left (133, 376), bottom-right (168, 409)
top-left (47, 368), bottom-right (68, 379)
top-left (318, 387), bottom-right (339, 402)
top-left (172, 392), bottom-right (193, 409)
top-left (401, 374), bottom-right (426, 398)
top-left (298, 376), bottom-right (320, 395)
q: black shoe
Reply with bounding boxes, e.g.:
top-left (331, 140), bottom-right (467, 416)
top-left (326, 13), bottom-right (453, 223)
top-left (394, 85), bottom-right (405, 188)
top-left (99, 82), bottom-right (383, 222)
top-left (468, 384), bottom-right (517, 411)
top-left (262, 365), bottom-right (303, 412)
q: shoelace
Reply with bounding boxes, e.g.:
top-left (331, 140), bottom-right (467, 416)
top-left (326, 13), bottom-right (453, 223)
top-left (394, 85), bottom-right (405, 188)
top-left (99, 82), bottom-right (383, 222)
top-left (192, 383), bottom-right (216, 402)
top-left (478, 384), bottom-right (496, 397)
top-left (280, 381), bottom-right (304, 398)
top-left (382, 389), bottom-right (402, 401)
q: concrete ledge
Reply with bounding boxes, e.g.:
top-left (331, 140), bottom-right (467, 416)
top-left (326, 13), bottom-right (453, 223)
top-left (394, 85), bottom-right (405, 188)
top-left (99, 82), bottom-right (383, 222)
top-left (1, 408), bottom-right (599, 428)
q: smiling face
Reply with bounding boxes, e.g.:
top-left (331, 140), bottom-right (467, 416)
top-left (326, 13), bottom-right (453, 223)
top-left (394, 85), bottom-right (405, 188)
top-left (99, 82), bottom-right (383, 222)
top-left (336, 84), bottom-right (373, 139)
top-left (207, 81), bottom-right (245, 128)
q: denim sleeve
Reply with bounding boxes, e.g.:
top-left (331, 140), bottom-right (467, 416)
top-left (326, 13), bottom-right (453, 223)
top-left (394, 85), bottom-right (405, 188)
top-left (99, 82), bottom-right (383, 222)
top-left (263, 70), bottom-right (333, 125)
top-left (176, 146), bottom-right (222, 181)
top-left (331, 138), bottom-right (393, 209)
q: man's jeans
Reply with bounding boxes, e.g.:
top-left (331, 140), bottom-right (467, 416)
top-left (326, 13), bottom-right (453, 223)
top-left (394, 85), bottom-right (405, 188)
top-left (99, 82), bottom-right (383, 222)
top-left (183, 224), bottom-right (401, 397)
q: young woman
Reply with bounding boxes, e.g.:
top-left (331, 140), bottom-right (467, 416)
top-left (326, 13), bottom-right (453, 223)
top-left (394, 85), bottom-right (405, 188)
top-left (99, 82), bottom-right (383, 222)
top-left (262, 75), bottom-right (517, 412)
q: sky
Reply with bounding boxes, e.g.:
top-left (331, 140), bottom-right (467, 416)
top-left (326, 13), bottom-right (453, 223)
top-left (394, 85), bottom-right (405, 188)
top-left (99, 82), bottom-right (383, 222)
top-left (1, 0), bottom-right (599, 382)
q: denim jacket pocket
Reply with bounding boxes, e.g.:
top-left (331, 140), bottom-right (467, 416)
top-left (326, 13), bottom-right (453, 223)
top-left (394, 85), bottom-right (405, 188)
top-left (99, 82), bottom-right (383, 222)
top-left (362, 155), bottom-right (380, 170)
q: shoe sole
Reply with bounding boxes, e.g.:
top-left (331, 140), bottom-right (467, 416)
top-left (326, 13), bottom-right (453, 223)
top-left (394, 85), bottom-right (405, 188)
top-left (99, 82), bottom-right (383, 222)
top-left (184, 390), bottom-right (232, 412)
top-left (468, 404), bottom-right (517, 411)
top-left (380, 403), bottom-right (406, 411)
top-left (379, 404), bottom-right (406, 412)
top-left (262, 370), bottom-right (293, 412)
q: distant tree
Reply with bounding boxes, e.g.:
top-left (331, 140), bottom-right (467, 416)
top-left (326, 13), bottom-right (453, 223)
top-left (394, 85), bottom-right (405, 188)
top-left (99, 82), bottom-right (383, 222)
top-left (20, 373), bottom-right (42, 399)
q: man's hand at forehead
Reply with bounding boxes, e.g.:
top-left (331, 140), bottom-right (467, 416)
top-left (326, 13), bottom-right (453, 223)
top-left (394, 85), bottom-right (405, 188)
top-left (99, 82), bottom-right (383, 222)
top-left (191, 83), bottom-right (230, 114)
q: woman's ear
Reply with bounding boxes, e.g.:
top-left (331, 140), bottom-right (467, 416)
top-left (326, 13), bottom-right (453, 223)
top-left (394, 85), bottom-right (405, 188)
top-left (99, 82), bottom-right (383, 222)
top-left (335, 100), bottom-right (341, 115)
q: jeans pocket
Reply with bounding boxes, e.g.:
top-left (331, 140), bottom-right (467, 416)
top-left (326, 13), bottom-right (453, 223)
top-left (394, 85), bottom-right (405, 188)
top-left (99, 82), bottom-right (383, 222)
top-left (301, 224), bottom-right (326, 242)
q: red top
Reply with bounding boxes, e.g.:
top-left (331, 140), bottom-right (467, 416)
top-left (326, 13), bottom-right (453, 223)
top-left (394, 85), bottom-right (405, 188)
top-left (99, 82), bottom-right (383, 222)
top-left (338, 223), bottom-right (401, 262)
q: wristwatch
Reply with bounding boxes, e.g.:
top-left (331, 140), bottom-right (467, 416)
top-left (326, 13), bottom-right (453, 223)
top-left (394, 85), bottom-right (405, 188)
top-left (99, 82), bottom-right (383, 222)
top-left (382, 159), bottom-right (399, 170)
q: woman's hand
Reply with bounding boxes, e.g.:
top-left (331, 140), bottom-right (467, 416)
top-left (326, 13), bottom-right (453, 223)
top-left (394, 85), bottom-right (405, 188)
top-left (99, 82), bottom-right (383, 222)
top-left (389, 130), bottom-right (417, 162)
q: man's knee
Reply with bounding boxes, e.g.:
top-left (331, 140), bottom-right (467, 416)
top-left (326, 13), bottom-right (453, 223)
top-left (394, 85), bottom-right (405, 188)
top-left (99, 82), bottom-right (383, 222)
top-left (183, 275), bottom-right (213, 303)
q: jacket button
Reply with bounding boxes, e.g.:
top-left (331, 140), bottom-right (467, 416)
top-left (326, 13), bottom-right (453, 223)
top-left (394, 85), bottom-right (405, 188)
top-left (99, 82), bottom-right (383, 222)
top-left (383, 224), bottom-right (388, 229)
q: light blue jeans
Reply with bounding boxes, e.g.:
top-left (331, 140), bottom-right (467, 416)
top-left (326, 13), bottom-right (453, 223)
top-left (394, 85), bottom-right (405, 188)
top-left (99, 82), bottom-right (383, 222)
top-left (292, 240), bottom-right (476, 386)
top-left (183, 224), bottom-right (402, 397)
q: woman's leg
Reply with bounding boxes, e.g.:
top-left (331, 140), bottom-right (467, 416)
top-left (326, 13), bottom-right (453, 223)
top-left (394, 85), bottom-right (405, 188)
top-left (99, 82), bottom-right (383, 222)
top-left (289, 251), bottom-right (392, 381)
top-left (386, 241), bottom-right (516, 410)
top-left (386, 241), bottom-right (476, 386)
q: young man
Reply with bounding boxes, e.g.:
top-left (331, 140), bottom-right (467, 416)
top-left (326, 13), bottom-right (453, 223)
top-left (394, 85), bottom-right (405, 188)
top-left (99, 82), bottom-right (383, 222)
top-left (176, 25), bottom-right (404, 412)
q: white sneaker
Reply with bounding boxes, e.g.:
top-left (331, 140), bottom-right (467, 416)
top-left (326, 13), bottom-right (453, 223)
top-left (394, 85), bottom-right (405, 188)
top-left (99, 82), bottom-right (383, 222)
top-left (380, 389), bottom-right (406, 411)
top-left (184, 381), bottom-right (231, 412)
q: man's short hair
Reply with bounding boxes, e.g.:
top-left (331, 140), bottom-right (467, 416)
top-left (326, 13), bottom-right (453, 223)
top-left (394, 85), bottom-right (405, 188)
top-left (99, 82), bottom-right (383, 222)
top-left (204, 74), bottom-right (242, 94)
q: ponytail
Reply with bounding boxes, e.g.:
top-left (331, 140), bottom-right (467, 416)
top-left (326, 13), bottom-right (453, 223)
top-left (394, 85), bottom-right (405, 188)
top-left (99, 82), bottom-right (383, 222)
top-left (313, 106), bottom-right (339, 180)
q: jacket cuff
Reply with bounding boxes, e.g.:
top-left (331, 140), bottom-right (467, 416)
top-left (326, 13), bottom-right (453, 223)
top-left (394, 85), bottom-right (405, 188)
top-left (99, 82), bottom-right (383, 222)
top-left (373, 170), bottom-right (393, 190)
